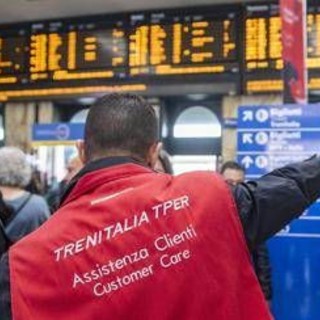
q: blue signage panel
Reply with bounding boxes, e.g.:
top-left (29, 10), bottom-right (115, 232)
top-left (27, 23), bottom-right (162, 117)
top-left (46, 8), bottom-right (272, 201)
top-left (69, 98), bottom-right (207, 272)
top-left (238, 130), bottom-right (320, 153)
top-left (223, 118), bottom-right (238, 128)
top-left (237, 153), bottom-right (309, 176)
top-left (304, 200), bottom-right (320, 217)
top-left (277, 219), bottom-right (320, 236)
top-left (268, 237), bottom-right (320, 320)
top-left (238, 104), bottom-right (320, 129)
top-left (33, 123), bottom-right (84, 142)
top-left (237, 104), bottom-right (320, 320)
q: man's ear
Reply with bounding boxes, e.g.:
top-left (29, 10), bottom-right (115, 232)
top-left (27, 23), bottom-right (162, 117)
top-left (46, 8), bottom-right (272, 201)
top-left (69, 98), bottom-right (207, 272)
top-left (76, 140), bottom-right (87, 164)
top-left (147, 142), bottom-right (162, 169)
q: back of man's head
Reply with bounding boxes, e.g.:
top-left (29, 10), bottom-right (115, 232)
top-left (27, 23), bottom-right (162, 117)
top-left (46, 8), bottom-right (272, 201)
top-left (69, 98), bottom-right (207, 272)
top-left (84, 93), bottom-right (158, 162)
top-left (220, 161), bottom-right (245, 175)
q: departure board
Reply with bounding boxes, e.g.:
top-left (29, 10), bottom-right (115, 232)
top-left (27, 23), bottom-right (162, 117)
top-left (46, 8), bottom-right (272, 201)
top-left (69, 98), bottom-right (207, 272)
top-left (244, 3), bottom-right (320, 94)
top-left (29, 18), bottom-right (126, 84)
top-left (0, 27), bottom-right (29, 85)
top-left (1, 2), bottom-right (320, 101)
top-left (129, 8), bottom-right (239, 77)
top-left (0, 15), bottom-right (126, 91)
top-left (244, 4), bottom-right (283, 93)
top-left (307, 3), bottom-right (320, 90)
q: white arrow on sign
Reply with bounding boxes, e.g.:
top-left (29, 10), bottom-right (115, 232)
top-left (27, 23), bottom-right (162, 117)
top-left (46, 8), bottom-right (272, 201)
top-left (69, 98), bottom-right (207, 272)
top-left (241, 156), bottom-right (254, 169)
top-left (242, 133), bottom-right (253, 144)
top-left (242, 110), bottom-right (254, 122)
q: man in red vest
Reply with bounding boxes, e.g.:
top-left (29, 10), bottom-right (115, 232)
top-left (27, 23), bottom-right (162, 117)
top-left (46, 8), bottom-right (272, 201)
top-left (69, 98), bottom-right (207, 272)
top-left (2, 93), bottom-right (320, 320)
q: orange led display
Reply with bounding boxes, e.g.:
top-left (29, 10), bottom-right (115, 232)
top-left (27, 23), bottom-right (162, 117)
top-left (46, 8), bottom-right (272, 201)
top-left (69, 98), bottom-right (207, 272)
top-left (0, 4), bottom-right (320, 99)
top-left (244, 3), bottom-right (320, 93)
top-left (128, 10), bottom-right (238, 77)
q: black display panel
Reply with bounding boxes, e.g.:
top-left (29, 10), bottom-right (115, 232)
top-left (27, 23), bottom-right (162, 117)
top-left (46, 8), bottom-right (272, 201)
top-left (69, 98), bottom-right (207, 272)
top-left (0, 15), bottom-right (127, 90)
top-left (0, 27), bottom-right (29, 85)
top-left (243, 3), bottom-right (282, 93)
top-left (29, 17), bottom-right (126, 84)
top-left (128, 7), bottom-right (239, 77)
top-left (0, 5), bottom-right (240, 100)
top-left (243, 2), bottom-right (320, 94)
top-left (307, 3), bottom-right (320, 91)
top-left (0, 2), bottom-right (320, 100)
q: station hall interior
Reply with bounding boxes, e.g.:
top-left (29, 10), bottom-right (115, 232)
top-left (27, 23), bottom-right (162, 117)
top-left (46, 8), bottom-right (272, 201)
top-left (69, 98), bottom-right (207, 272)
top-left (0, 0), bottom-right (320, 319)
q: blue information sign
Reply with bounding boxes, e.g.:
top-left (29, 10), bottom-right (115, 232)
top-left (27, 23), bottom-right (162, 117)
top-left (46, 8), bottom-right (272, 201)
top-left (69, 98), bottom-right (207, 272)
top-left (238, 130), bottom-right (320, 153)
top-left (32, 123), bottom-right (84, 142)
top-left (238, 105), bottom-right (320, 129)
top-left (237, 104), bottom-right (320, 320)
top-left (237, 153), bottom-right (308, 176)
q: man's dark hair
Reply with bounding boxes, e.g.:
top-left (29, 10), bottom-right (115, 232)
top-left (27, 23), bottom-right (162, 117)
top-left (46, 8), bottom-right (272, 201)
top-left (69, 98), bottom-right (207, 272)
top-left (85, 93), bottom-right (158, 161)
top-left (220, 161), bottom-right (245, 174)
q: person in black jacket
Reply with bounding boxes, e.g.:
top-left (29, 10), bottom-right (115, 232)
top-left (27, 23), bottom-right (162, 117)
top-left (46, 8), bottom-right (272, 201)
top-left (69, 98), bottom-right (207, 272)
top-left (220, 161), bottom-right (272, 302)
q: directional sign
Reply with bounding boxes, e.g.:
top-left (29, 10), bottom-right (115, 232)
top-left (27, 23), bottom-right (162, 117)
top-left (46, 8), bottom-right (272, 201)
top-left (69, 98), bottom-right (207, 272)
top-left (237, 153), bottom-right (309, 175)
top-left (238, 104), bottom-right (320, 129)
top-left (238, 130), bottom-right (320, 153)
top-left (304, 200), bottom-right (320, 217)
top-left (237, 104), bottom-right (320, 320)
top-left (277, 219), bottom-right (320, 237)
top-left (268, 237), bottom-right (320, 320)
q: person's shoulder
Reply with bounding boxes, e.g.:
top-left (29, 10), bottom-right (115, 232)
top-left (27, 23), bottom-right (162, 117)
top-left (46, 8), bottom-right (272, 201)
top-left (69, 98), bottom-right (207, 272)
top-left (29, 193), bottom-right (48, 204)
top-left (26, 193), bottom-right (50, 216)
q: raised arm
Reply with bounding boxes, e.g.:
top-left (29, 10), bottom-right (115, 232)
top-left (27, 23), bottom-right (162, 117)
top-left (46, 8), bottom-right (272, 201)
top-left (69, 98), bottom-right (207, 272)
top-left (233, 156), bottom-right (320, 250)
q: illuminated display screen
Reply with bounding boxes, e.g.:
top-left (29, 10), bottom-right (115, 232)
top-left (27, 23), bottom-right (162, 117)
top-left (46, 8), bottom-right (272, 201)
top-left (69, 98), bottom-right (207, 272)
top-left (307, 4), bottom-right (320, 90)
top-left (0, 15), bottom-right (127, 90)
top-left (0, 6), bottom-right (239, 100)
top-left (0, 2), bottom-right (320, 100)
top-left (244, 3), bottom-right (320, 93)
top-left (0, 28), bottom-right (29, 85)
top-left (128, 8), bottom-right (239, 77)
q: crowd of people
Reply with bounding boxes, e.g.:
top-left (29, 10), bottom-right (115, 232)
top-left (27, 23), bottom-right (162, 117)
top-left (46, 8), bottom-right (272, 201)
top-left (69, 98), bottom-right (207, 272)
top-left (0, 93), bottom-right (320, 319)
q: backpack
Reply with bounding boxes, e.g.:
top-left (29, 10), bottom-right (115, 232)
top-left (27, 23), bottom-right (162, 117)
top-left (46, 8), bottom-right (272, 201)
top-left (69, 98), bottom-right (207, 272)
top-left (0, 219), bottom-right (11, 257)
top-left (0, 193), bottom-right (32, 258)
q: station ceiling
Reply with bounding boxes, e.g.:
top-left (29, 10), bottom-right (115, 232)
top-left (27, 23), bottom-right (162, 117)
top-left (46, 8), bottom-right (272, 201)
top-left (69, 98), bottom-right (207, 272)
top-left (0, 0), bottom-right (265, 24)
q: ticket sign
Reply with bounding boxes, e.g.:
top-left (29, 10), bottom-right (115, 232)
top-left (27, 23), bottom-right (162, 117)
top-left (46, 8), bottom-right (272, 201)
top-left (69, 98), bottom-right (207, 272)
top-left (237, 104), bottom-right (320, 320)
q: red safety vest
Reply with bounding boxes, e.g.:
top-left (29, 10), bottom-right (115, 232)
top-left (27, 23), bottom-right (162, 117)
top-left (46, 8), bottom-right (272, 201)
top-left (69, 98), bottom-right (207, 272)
top-left (10, 163), bottom-right (272, 320)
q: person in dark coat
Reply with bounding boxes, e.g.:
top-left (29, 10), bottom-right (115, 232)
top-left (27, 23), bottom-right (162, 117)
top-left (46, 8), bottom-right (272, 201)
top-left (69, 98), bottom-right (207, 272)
top-left (220, 161), bottom-right (272, 302)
